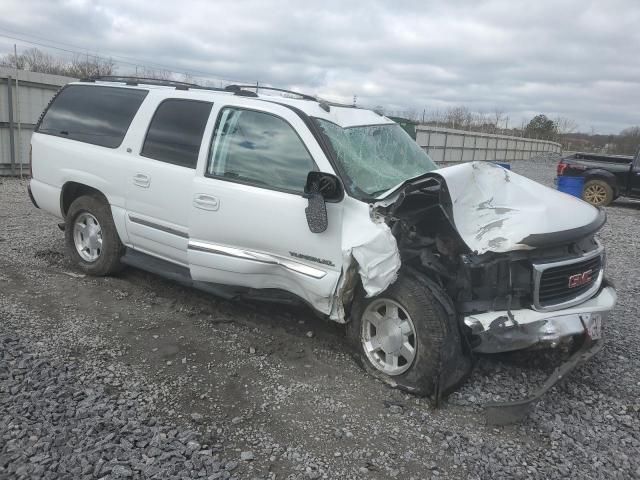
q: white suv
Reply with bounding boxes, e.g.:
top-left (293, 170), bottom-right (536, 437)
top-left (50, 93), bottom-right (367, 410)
top-left (29, 77), bottom-right (616, 416)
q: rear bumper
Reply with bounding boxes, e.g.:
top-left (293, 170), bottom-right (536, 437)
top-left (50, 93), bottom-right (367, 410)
top-left (28, 178), bottom-right (63, 218)
top-left (27, 182), bottom-right (39, 209)
top-left (464, 286), bottom-right (617, 354)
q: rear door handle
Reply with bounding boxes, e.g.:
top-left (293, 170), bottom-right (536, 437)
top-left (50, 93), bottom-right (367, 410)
top-left (193, 194), bottom-right (220, 211)
top-left (133, 173), bottom-right (151, 188)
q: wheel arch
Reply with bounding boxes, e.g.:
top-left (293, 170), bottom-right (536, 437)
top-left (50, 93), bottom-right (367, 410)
top-left (60, 180), bottom-right (129, 245)
top-left (584, 169), bottom-right (618, 196)
top-left (60, 181), bottom-right (108, 218)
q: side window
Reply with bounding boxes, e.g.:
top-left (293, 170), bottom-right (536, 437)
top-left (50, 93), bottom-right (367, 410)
top-left (207, 107), bottom-right (315, 193)
top-left (141, 99), bottom-right (213, 168)
top-left (37, 85), bottom-right (147, 148)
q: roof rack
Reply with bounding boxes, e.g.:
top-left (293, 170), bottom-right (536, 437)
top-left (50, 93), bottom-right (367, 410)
top-left (80, 76), bottom-right (335, 109)
top-left (225, 84), bottom-right (317, 101)
top-left (80, 76), bottom-right (228, 92)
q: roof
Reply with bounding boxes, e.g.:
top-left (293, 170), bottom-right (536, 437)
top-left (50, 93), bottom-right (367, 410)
top-left (72, 78), bottom-right (393, 128)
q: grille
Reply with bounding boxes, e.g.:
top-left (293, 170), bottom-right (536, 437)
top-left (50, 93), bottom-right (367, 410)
top-left (535, 254), bottom-right (602, 308)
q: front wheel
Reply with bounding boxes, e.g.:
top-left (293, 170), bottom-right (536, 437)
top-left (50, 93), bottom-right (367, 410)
top-left (64, 195), bottom-right (125, 276)
top-left (347, 272), bottom-right (460, 397)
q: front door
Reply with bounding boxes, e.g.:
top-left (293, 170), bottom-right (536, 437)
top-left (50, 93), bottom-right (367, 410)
top-left (188, 105), bottom-right (343, 313)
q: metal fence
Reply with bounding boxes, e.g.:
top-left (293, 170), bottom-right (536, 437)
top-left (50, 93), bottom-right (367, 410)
top-left (0, 67), bottom-right (75, 175)
top-left (416, 125), bottom-right (562, 163)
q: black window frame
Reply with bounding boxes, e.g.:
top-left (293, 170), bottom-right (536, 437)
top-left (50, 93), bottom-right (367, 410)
top-left (140, 98), bottom-right (214, 169)
top-left (205, 106), bottom-right (318, 196)
top-left (35, 84), bottom-right (149, 149)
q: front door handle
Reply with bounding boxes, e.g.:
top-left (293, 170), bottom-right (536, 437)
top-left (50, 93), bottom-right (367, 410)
top-left (193, 194), bottom-right (220, 211)
top-left (133, 173), bottom-right (151, 188)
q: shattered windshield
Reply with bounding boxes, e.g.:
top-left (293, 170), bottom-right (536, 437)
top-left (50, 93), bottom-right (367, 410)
top-left (313, 119), bottom-right (438, 198)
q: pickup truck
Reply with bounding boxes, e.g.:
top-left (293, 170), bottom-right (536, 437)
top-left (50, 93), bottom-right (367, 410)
top-left (28, 77), bottom-right (616, 423)
top-left (557, 151), bottom-right (640, 206)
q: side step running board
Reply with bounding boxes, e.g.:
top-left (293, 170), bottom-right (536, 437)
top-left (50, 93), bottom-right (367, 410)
top-left (120, 248), bottom-right (303, 305)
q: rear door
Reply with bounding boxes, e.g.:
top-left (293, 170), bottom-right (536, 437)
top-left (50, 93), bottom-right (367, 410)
top-left (124, 96), bottom-right (213, 265)
top-left (188, 102), bottom-right (343, 313)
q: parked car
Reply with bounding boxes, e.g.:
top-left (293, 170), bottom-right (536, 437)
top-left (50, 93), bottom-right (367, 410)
top-left (557, 151), bottom-right (640, 206)
top-left (29, 77), bottom-right (616, 421)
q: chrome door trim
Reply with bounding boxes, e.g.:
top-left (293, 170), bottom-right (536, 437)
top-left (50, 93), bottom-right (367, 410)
top-left (128, 215), bottom-right (189, 239)
top-left (188, 240), bottom-right (327, 279)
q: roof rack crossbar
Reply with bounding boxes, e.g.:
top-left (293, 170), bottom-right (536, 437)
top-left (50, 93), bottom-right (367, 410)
top-left (80, 76), bottom-right (228, 92)
top-left (319, 99), bottom-right (359, 109)
top-left (225, 84), bottom-right (317, 101)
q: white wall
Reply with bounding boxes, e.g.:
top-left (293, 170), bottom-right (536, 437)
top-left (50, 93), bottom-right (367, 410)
top-left (416, 125), bottom-right (562, 163)
top-left (0, 67), bottom-right (76, 175)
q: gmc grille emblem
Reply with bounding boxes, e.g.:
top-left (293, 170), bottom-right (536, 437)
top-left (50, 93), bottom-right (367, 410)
top-left (568, 269), bottom-right (593, 288)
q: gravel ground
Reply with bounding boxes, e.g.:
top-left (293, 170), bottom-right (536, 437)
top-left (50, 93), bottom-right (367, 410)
top-left (1, 156), bottom-right (640, 479)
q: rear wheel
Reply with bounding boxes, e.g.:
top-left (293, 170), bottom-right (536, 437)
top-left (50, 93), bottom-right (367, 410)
top-left (65, 195), bottom-right (124, 276)
top-left (582, 179), bottom-right (613, 206)
top-left (347, 273), bottom-right (451, 396)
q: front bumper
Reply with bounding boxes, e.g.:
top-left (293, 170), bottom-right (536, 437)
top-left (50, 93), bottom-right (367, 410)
top-left (484, 334), bottom-right (604, 425)
top-left (464, 286), bottom-right (617, 354)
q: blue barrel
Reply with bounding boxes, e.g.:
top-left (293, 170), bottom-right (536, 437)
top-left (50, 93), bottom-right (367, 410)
top-left (557, 176), bottom-right (584, 198)
top-left (493, 162), bottom-right (511, 170)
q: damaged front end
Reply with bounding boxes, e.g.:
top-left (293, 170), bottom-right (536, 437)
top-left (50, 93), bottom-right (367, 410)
top-left (372, 161), bottom-right (616, 423)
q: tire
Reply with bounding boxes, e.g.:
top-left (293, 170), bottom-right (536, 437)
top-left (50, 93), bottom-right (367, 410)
top-left (582, 179), bottom-right (614, 206)
top-left (65, 194), bottom-right (124, 276)
top-left (347, 272), bottom-right (461, 397)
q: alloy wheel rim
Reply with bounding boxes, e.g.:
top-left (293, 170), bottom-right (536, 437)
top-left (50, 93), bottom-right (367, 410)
top-left (584, 185), bottom-right (607, 205)
top-left (361, 299), bottom-right (417, 376)
top-left (73, 212), bottom-right (103, 262)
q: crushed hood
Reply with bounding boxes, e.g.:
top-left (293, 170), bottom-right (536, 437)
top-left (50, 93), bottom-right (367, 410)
top-left (377, 161), bottom-right (604, 255)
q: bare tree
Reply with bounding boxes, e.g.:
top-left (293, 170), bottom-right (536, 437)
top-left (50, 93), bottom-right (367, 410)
top-left (616, 126), bottom-right (640, 154)
top-left (66, 54), bottom-right (115, 78)
top-left (555, 116), bottom-right (578, 135)
top-left (180, 73), bottom-right (195, 84)
top-left (139, 67), bottom-right (174, 80)
top-left (1, 48), bottom-right (64, 75)
top-left (1, 47), bottom-right (114, 77)
top-left (492, 109), bottom-right (505, 132)
top-left (444, 106), bottom-right (472, 129)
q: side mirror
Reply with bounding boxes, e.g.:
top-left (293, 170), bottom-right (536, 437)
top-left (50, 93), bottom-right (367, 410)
top-left (303, 172), bottom-right (343, 233)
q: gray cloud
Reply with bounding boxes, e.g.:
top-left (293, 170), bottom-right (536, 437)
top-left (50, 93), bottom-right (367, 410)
top-left (1, 0), bottom-right (638, 133)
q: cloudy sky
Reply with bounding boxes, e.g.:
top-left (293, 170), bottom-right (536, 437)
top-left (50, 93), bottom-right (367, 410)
top-left (1, 0), bottom-right (638, 133)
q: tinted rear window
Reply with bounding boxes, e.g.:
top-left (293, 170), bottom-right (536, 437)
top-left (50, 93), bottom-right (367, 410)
top-left (141, 99), bottom-right (213, 168)
top-left (37, 85), bottom-right (148, 148)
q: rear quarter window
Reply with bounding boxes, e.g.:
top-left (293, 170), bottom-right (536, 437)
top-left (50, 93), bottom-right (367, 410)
top-left (36, 85), bottom-right (148, 148)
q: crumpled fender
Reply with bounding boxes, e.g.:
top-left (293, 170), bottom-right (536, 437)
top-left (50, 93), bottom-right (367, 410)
top-left (329, 198), bottom-right (401, 321)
